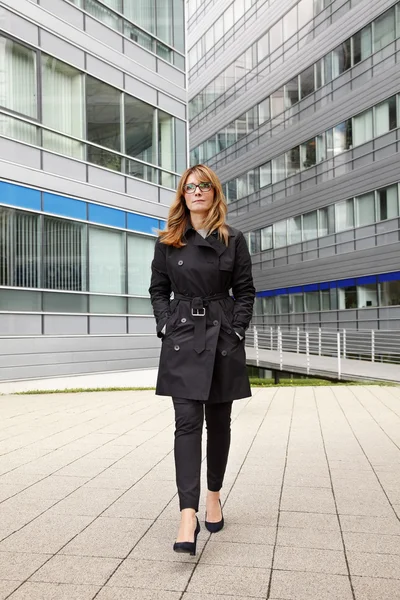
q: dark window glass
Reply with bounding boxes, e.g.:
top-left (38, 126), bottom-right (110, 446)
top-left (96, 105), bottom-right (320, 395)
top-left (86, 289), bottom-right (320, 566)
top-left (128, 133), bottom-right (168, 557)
top-left (300, 64), bottom-right (315, 99)
top-left (332, 39), bottom-right (351, 78)
top-left (87, 77), bottom-right (121, 152)
top-left (286, 146), bottom-right (300, 176)
top-left (301, 138), bottom-right (316, 169)
top-left (374, 7), bottom-right (396, 51)
top-left (285, 77), bottom-right (299, 108)
top-left (380, 281), bottom-right (400, 307)
top-left (338, 286), bottom-right (357, 309)
top-left (353, 25), bottom-right (372, 65)
top-left (125, 95), bottom-right (155, 164)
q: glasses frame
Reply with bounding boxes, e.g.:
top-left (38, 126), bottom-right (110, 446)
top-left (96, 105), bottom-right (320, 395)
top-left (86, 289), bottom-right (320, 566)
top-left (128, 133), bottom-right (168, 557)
top-left (183, 182), bottom-right (213, 194)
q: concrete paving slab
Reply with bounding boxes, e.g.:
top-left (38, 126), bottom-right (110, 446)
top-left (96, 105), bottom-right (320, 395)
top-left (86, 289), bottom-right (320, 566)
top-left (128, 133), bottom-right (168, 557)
top-left (7, 582), bottom-right (101, 599)
top-left (352, 575), bottom-right (400, 599)
top-left (277, 526), bottom-right (343, 550)
top-left (0, 580), bottom-right (22, 600)
top-left (29, 555), bottom-right (120, 585)
top-left (0, 552), bottom-right (51, 581)
top-left (279, 511), bottom-right (340, 531)
top-left (274, 546), bottom-right (348, 575)
top-left (97, 589), bottom-right (181, 600)
top-left (347, 550), bottom-right (400, 578)
top-left (270, 570), bottom-right (353, 600)
top-left (187, 564), bottom-right (271, 597)
top-left (199, 540), bottom-right (274, 569)
top-left (105, 558), bottom-right (195, 591)
top-left (343, 531), bottom-right (400, 554)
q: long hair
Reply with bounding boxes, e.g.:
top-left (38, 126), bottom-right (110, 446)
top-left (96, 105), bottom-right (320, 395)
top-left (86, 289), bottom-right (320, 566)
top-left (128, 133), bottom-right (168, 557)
top-left (159, 164), bottom-right (229, 247)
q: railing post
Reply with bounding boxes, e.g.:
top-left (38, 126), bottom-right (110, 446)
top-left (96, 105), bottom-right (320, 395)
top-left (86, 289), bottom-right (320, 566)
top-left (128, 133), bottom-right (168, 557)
top-left (296, 327), bottom-right (300, 353)
top-left (318, 327), bottom-right (322, 356)
top-left (279, 328), bottom-right (283, 371)
top-left (371, 330), bottom-right (375, 363)
top-left (306, 332), bottom-right (310, 375)
top-left (253, 325), bottom-right (259, 367)
top-left (343, 329), bottom-right (346, 359)
top-left (337, 331), bottom-right (341, 380)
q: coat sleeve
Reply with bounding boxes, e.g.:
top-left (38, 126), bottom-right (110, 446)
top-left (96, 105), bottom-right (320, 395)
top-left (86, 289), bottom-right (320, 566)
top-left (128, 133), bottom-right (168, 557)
top-left (149, 238), bottom-right (172, 338)
top-left (231, 232), bottom-right (255, 338)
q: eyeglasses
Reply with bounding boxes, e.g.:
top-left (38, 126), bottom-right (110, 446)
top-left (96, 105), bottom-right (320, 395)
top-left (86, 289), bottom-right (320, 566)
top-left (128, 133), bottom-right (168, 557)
top-left (183, 182), bottom-right (213, 194)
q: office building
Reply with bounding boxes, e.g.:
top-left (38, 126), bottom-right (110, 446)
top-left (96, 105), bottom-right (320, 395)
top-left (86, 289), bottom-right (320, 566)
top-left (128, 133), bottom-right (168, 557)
top-left (188, 0), bottom-right (400, 331)
top-left (0, 0), bottom-right (187, 379)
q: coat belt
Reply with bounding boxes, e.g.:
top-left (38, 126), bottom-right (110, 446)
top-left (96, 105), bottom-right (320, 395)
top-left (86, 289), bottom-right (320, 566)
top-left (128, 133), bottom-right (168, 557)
top-left (174, 292), bottom-right (229, 354)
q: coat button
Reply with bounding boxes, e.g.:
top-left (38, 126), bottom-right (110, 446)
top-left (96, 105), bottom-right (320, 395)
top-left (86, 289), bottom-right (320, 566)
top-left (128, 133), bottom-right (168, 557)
top-left (174, 345), bottom-right (180, 351)
top-left (221, 350), bottom-right (227, 357)
top-left (227, 329), bottom-right (232, 334)
top-left (181, 318), bottom-right (187, 323)
top-left (178, 260), bottom-right (184, 266)
top-left (213, 320), bottom-right (219, 326)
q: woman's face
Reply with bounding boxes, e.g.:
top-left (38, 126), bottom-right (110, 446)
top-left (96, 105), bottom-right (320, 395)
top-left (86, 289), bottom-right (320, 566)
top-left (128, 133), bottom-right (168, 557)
top-left (183, 173), bottom-right (215, 217)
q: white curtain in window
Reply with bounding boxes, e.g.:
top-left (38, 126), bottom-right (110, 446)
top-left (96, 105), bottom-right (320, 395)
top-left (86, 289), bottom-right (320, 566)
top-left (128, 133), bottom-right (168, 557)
top-left (42, 56), bottom-right (83, 158)
top-left (0, 37), bottom-right (36, 117)
top-left (356, 192), bottom-right (375, 226)
top-left (125, 0), bottom-right (155, 34)
top-left (0, 208), bottom-right (39, 287)
top-left (128, 235), bottom-right (155, 295)
top-left (353, 109), bottom-right (373, 146)
top-left (336, 199), bottom-right (354, 231)
top-left (85, 0), bottom-right (121, 29)
top-left (89, 227), bottom-right (125, 294)
top-left (374, 100), bottom-right (391, 137)
top-left (43, 217), bottom-right (86, 291)
top-left (0, 113), bottom-right (37, 144)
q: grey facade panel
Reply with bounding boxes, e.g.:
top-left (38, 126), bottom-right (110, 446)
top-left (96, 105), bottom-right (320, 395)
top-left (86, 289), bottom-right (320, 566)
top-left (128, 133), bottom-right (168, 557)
top-left (85, 17), bottom-right (124, 54)
top-left (87, 166), bottom-right (126, 194)
top-left (42, 153), bottom-right (87, 183)
top-left (43, 315), bottom-right (88, 335)
top-left (128, 318), bottom-right (157, 335)
top-left (124, 39), bottom-right (158, 71)
top-left (0, 139), bottom-right (41, 170)
top-left (40, 29), bottom-right (86, 70)
top-left (157, 62), bottom-right (186, 90)
top-left (89, 317), bottom-right (128, 334)
top-left (0, 5), bottom-right (39, 45)
top-left (86, 54), bottom-right (125, 88)
top-left (0, 315), bottom-right (42, 335)
top-left (125, 75), bottom-right (158, 105)
top-left (158, 92), bottom-right (187, 121)
top-left (38, 0), bottom-right (85, 29)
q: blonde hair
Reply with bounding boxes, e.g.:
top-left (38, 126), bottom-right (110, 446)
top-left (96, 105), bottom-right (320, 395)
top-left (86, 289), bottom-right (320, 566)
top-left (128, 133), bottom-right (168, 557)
top-left (159, 164), bottom-right (229, 248)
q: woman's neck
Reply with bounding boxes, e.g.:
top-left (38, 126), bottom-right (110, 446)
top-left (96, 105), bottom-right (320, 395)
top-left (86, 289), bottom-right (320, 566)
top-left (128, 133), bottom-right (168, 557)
top-left (190, 213), bottom-right (207, 231)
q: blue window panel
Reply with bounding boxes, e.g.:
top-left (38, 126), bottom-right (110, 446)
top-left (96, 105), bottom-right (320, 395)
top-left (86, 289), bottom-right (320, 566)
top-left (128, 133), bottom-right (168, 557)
top-left (303, 284), bottom-right (318, 292)
top-left (159, 219), bottom-right (167, 231)
top-left (378, 271), bottom-right (400, 282)
top-left (43, 193), bottom-right (87, 220)
top-left (89, 203), bottom-right (126, 228)
top-left (356, 275), bottom-right (377, 285)
top-left (257, 290), bottom-right (274, 297)
top-left (127, 212), bottom-right (159, 235)
top-left (288, 286), bottom-right (302, 294)
top-left (0, 181), bottom-right (41, 211)
top-left (337, 278), bottom-right (356, 288)
top-left (319, 282), bottom-right (330, 290)
top-left (274, 288), bottom-right (287, 296)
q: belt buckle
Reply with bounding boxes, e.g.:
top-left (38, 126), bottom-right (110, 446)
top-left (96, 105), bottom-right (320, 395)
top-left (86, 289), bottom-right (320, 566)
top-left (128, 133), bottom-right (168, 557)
top-left (191, 307), bottom-right (206, 317)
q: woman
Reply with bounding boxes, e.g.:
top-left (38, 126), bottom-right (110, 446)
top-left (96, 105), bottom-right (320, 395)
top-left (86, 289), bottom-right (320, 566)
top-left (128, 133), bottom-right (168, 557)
top-left (149, 164), bottom-right (255, 556)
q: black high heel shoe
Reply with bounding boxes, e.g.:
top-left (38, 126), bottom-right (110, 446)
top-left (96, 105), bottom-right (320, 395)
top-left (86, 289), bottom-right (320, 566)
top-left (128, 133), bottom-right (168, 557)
top-left (205, 499), bottom-right (224, 533)
top-left (173, 516), bottom-right (200, 556)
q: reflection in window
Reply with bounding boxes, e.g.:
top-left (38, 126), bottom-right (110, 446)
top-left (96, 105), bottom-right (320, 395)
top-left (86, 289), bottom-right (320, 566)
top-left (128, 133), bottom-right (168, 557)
top-left (125, 94), bottom-right (157, 164)
top-left (318, 205), bottom-right (335, 236)
top-left (286, 146), bottom-right (300, 177)
top-left (89, 227), bottom-right (125, 294)
top-left (269, 20), bottom-right (282, 53)
top-left (357, 284), bottom-right (378, 308)
top-left (127, 234), bottom-right (155, 295)
top-left (0, 36), bottom-right (37, 118)
top-left (353, 25), bottom-right (372, 64)
top-left (303, 211), bottom-right (318, 240)
top-left (331, 120), bottom-right (352, 155)
top-left (305, 292), bottom-right (320, 312)
top-left (260, 162), bottom-right (271, 187)
top-left (85, 0), bottom-right (122, 31)
top-left (301, 138), bottom-right (316, 169)
top-left (288, 216), bottom-right (302, 244)
top-left (159, 110), bottom-right (175, 177)
top-left (336, 199), bottom-right (354, 232)
top-left (380, 280), bottom-right (400, 306)
top-left (355, 192), bottom-right (375, 226)
top-left (353, 109), bottom-right (373, 146)
top-left (261, 226), bottom-right (273, 250)
top-left (43, 216), bottom-right (86, 291)
top-left (285, 77), bottom-right (299, 108)
top-left (291, 293), bottom-right (304, 313)
top-left (300, 64), bottom-right (315, 99)
top-left (298, 0), bottom-right (313, 29)
top-left (0, 208), bottom-right (39, 288)
top-left (373, 7), bottom-right (396, 51)
top-left (377, 186), bottom-right (399, 221)
top-left (272, 154), bottom-right (286, 183)
top-left (374, 96), bottom-right (397, 137)
top-left (87, 77), bottom-right (121, 155)
top-left (276, 295), bottom-right (289, 314)
top-left (331, 39), bottom-right (351, 78)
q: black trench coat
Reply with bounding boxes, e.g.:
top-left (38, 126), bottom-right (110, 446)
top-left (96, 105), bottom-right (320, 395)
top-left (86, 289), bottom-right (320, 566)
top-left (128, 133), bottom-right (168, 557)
top-left (149, 223), bottom-right (255, 403)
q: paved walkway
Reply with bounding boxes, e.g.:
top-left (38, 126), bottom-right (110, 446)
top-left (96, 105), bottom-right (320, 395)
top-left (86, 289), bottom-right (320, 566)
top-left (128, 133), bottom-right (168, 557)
top-left (0, 386), bottom-right (400, 600)
top-left (246, 347), bottom-right (400, 383)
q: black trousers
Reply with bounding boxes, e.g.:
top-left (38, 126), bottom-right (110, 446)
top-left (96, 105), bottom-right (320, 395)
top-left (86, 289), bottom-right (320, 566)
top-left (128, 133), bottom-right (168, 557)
top-left (172, 397), bottom-right (233, 512)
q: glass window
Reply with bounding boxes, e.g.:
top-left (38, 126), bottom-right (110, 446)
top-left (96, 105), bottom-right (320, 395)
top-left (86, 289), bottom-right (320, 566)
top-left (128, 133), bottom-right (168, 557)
top-left (155, 0), bottom-right (173, 45)
top-left (336, 199), bottom-right (354, 232)
top-left (236, 114), bottom-right (247, 139)
top-left (315, 59), bottom-right (324, 88)
top-left (237, 174), bottom-right (248, 199)
top-left (175, 118), bottom-right (186, 174)
top-left (159, 110), bottom-right (175, 179)
top-left (321, 289), bottom-right (331, 311)
top-left (338, 286), bottom-right (357, 309)
top-left (0, 288), bottom-right (41, 311)
top-left (272, 154), bottom-right (286, 183)
top-left (90, 295), bottom-right (126, 314)
top-left (42, 55), bottom-right (84, 158)
top-left (299, 64), bottom-right (315, 99)
top-left (288, 216), bottom-right (302, 244)
top-left (257, 32), bottom-right (269, 62)
top-left (234, 0), bottom-right (245, 21)
top-left (301, 138), bottom-right (316, 169)
top-left (127, 234), bottom-right (155, 295)
top-left (205, 27), bottom-right (214, 53)
top-left (43, 216), bottom-right (87, 291)
top-left (227, 179), bottom-right (237, 202)
top-left (269, 20), bottom-right (282, 53)
top-left (286, 146), bottom-right (300, 177)
top-left (0, 37), bottom-right (37, 118)
top-left (374, 96), bottom-right (397, 137)
top-left (224, 4), bottom-right (234, 31)
top-left (214, 15), bottom-right (224, 42)
top-left (316, 133), bottom-right (326, 162)
top-left (357, 284), bottom-right (378, 308)
top-left (89, 227), bottom-right (125, 294)
top-left (0, 208), bottom-right (40, 288)
top-left (125, 95), bottom-right (156, 164)
top-left (271, 88), bottom-right (285, 117)
top-left (263, 297), bottom-right (275, 315)
top-left (305, 291), bottom-right (320, 312)
top-left (291, 293), bottom-right (304, 313)
top-left (298, 0), bottom-right (313, 29)
top-left (247, 107), bottom-right (257, 132)
top-left (318, 205), bottom-right (335, 236)
top-left (332, 39), bottom-right (351, 78)
top-left (258, 98), bottom-right (270, 124)
top-left (85, 0), bottom-right (122, 31)
top-left (377, 185), bottom-right (399, 221)
top-left (285, 77), bottom-right (299, 108)
top-left (332, 120), bottom-right (352, 155)
top-left (246, 231), bottom-right (260, 254)
top-left (274, 220), bottom-right (287, 248)
top-left (353, 108), bottom-right (373, 146)
top-left (355, 192), bottom-right (375, 226)
top-left (324, 52), bottom-right (333, 84)
top-left (283, 6), bottom-right (297, 41)
top-left (353, 24), bottom-right (372, 65)
top-left (217, 130), bottom-right (227, 152)
top-left (226, 121), bottom-right (237, 147)
top-left (87, 76), bottom-right (121, 158)
top-left (373, 7), bottom-right (396, 51)
top-left (276, 295), bottom-right (289, 314)
top-left (43, 292), bottom-right (88, 313)
top-left (380, 280), bottom-right (400, 306)
top-left (260, 162), bottom-right (271, 187)
top-left (261, 226), bottom-right (273, 250)
top-left (128, 297), bottom-right (153, 314)
top-left (0, 113), bottom-right (37, 145)
top-left (125, 23), bottom-right (153, 53)
top-left (303, 211), bottom-right (318, 240)
top-left (247, 169), bottom-right (257, 195)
